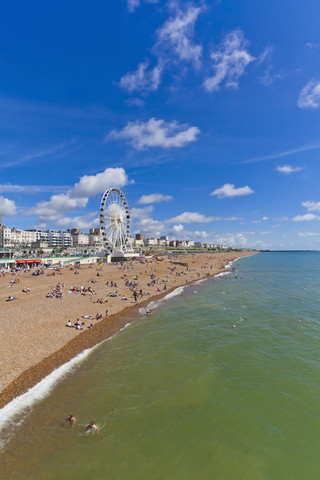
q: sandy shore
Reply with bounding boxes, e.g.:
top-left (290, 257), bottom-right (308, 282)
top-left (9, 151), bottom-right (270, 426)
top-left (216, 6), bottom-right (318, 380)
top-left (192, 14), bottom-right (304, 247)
top-left (0, 252), bottom-right (256, 408)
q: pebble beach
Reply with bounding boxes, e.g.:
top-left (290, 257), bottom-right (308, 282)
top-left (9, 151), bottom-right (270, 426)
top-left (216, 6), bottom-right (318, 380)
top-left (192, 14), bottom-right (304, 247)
top-left (0, 252), bottom-right (255, 407)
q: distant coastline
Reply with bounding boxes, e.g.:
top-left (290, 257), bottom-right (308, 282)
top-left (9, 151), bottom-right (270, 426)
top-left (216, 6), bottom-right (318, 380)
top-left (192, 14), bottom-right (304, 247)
top-left (260, 250), bottom-right (319, 253)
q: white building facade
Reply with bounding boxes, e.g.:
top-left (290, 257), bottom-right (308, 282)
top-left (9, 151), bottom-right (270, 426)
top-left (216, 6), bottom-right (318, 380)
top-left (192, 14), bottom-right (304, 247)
top-left (0, 227), bottom-right (73, 248)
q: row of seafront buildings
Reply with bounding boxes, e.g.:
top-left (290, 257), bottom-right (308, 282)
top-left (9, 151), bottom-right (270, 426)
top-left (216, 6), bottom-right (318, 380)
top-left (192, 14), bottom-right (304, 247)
top-left (0, 223), bottom-right (103, 250)
top-left (0, 221), bottom-right (228, 252)
top-left (133, 234), bottom-right (228, 250)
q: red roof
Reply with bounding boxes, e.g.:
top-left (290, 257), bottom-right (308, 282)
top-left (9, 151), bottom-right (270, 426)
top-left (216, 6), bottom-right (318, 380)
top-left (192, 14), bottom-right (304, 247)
top-left (16, 259), bottom-right (41, 263)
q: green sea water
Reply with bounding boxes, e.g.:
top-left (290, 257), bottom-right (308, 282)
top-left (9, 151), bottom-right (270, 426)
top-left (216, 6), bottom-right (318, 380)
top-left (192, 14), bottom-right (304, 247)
top-left (1, 252), bottom-right (320, 480)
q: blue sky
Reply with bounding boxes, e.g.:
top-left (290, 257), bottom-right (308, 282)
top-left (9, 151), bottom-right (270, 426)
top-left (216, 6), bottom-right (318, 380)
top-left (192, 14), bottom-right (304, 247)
top-left (1, 0), bottom-right (320, 249)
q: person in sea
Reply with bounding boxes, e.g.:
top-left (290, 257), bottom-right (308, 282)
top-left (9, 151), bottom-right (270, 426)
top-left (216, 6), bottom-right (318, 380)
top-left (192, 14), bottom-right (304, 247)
top-left (85, 421), bottom-right (99, 433)
top-left (65, 414), bottom-right (76, 426)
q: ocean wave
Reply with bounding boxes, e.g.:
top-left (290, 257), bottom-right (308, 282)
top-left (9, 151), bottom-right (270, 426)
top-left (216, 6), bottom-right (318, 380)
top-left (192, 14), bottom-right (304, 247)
top-left (215, 271), bottom-right (231, 278)
top-left (139, 286), bottom-right (185, 315)
top-left (139, 300), bottom-right (160, 315)
top-left (0, 323), bottom-right (131, 448)
top-left (163, 286), bottom-right (185, 300)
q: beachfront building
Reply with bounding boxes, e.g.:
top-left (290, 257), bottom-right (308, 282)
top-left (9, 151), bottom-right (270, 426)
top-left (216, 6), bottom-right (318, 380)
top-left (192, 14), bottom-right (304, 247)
top-left (31, 229), bottom-right (73, 248)
top-left (133, 238), bottom-right (144, 247)
top-left (184, 240), bottom-right (194, 248)
top-left (157, 238), bottom-right (168, 247)
top-left (72, 233), bottom-right (89, 246)
top-left (144, 238), bottom-right (158, 246)
top-left (0, 226), bottom-right (12, 247)
top-left (127, 236), bottom-right (134, 246)
top-left (0, 226), bottom-right (37, 248)
top-left (89, 229), bottom-right (103, 247)
top-left (25, 229), bottom-right (73, 248)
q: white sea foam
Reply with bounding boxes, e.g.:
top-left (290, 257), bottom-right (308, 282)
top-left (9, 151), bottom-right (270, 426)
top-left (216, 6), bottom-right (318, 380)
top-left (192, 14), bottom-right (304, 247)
top-left (216, 255), bottom-right (250, 278)
top-left (0, 323), bottom-right (131, 448)
top-left (139, 286), bottom-right (185, 315)
top-left (215, 271), bottom-right (231, 278)
top-left (163, 286), bottom-right (185, 300)
top-left (139, 300), bottom-right (160, 315)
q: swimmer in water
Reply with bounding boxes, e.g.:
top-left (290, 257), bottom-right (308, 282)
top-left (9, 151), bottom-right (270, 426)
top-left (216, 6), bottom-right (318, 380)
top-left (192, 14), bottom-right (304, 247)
top-left (65, 414), bottom-right (76, 426)
top-left (233, 321), bottom-right (236, 328)
top-left (85, 421), bottom-right (99, 433)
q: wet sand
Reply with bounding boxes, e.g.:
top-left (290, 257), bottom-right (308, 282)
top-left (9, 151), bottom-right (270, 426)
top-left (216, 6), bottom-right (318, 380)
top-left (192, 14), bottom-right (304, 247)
top-left (0, 252), bottom-right (256, 407)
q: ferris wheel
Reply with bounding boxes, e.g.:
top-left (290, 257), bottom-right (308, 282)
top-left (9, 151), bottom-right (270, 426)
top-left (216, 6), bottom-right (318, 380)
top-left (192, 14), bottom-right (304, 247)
top-left (100, 188), bottom-right (131, 253)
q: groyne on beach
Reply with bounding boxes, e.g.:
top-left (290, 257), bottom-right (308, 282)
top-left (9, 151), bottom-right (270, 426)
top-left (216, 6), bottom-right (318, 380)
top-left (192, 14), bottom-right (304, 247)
top-left (0, 252), bottom-right (257, 408)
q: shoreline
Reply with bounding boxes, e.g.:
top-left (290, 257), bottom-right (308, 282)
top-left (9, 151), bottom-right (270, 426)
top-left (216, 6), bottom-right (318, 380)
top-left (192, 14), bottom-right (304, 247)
top-left (0, 252), bottom-right (257, 409)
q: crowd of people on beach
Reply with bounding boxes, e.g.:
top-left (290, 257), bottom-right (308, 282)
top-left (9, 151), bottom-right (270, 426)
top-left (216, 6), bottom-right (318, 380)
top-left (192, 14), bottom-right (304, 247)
top-left (46, 282), bottom-right (64, 299)
top-left (68, 285), bottom-right (96, 296)
top-left (2, 254), bottom-right (228, 339)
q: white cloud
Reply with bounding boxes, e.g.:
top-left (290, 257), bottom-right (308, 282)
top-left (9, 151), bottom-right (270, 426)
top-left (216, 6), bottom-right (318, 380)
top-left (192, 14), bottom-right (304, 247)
top-left (120, 3), bottom-right (203, 93)
top-left (2, 140), bottom-right (75, 169)
top-left (0, 196), bottom-right (17, 216)
top-left (131, 205), bottom-right (167, 237)
top-left (131, 207), bottom-right (239, 241)
top-left (192, 230), bottom-right (211, 239)
top-left (138, 193), bottom-right (172, 204)
top-left (106, 118), bottom-right (200, 150)
top-left (243, 141), bottom-right (320, 164)
top-left (119, 61), bottom-right (163, 93)
top-left (26, 194), bottom-right (88, 222)
top-left (0, 183), bottom-right (70, 194)
top-left (213, 232), bottom-right (249, 248)
top-left (125, 97), bottom-right (145, 108)
top-left (297, 80), bottom-right (320, 109)
top-left (260, 68), bottom-right (281, 87)
top-left (154, 3), bottom-right (203, 67)
top-left (293, 213), bottom-right (319, 221)
top-left (166, 212), bottom-right (213, 223)
top-left (26, 167), bottom-right (130, 224)
top-left (134, 218), bottom-right (166, 238)
top-left (211, 183), bottom-right (254, 199)
top-left (203, 29), bottom-right (255, 92)
top-left (259, 60), bottom-right (299, 87)
top-left (276, 164), bottom-right (303, 174)
top-left (54, 213), bottom-right (99, 229)
top-left (127, 0), bottom-right (140, 12)
top-left (171, 224), bottom-right (184, 233)
top-left (131, 205), bottom-right (154, 219)
top-left (127, 0), bottom-right (159, 13)
top-left (298, 232), bottom-right (319, 237)
top-left (72, 167), bottom-right (129, 198)
top-left (305, 43), bottom-right (320, 49)
top-left (256, 46), bottom-right (273, 65)
top-left (301, 201), bottom-right (320, 212)
top-left (253, 216), bottom-right (268, 224)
